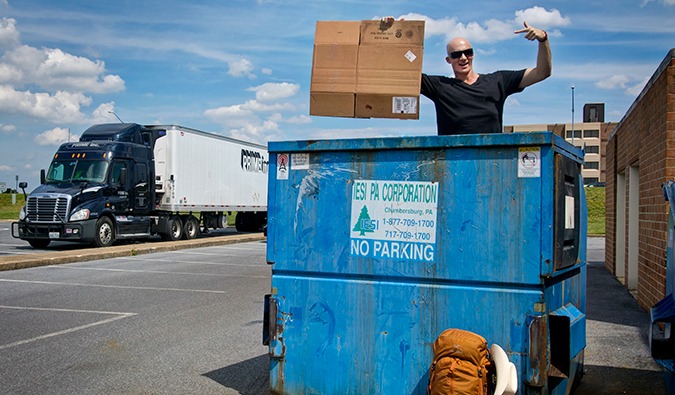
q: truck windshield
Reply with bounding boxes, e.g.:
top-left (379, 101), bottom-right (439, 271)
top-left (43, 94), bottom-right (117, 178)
top-left (46, 159), bottom-right (109, 183)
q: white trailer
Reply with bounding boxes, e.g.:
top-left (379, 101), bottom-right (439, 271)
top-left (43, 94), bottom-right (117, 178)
top-left (149, 125), bottom-right (268, 233)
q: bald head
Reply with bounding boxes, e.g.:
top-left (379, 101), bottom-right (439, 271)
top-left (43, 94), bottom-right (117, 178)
top-left (446, 37), bottom-right (472, 56)
top-left (444, 37), bottom-right (477, 81)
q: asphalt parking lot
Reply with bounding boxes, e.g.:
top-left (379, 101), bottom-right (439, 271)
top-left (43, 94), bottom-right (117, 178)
top-left (0, 239), bottom-right (271, 394)
top-left (0, 233), bottom-right (670, 394)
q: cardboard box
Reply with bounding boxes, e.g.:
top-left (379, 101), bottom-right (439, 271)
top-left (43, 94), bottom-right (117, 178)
top-left (310, 20), bottom-right (425, 119)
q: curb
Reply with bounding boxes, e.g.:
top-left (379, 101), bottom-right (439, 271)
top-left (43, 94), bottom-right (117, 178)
top-left (0, 233), bottom-right (266, 271)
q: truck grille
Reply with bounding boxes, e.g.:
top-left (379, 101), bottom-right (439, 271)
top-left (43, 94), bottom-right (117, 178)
top-left (26, 194), bottom-right (71, 223)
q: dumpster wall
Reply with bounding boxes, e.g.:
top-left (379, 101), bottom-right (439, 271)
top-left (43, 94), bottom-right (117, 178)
top-left (266, 132), bottom-right (587, 394)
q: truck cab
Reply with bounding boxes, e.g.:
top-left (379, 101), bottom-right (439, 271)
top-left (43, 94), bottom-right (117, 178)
top-left (13, 123), bottom-right (160, 248)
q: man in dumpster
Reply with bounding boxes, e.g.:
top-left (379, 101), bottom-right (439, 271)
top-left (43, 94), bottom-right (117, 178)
top-left (383, 17), bottom-right (551, 135)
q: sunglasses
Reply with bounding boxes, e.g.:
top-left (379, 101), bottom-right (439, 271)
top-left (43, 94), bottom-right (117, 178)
top-left (449, 48), bottom-right (474, 59)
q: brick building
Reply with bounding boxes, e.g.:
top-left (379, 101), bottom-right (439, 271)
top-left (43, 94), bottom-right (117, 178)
top-left (605, 49), bottom-right (675, 310)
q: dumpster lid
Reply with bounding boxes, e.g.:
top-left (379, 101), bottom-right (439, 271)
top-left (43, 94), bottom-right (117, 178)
top-left (268, 132), bottom-right (582, 160)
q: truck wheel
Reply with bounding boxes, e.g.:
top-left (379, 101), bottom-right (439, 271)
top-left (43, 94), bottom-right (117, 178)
top-left (28, 239), bottom-right (51, 249)
top-left (93, 217), bottom-right (115, 247)
top-left (182, 216), bottom-right (199, 240)
top-left (166, 216), bottom-right (183, 240)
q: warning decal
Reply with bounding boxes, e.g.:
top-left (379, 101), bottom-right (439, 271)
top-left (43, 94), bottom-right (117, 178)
top-left (277, 153), bottom-right (289, 180)
top-left (518, 147), bottom-right (541, 178)
top-left (350, 179), bottom-right (438, 262)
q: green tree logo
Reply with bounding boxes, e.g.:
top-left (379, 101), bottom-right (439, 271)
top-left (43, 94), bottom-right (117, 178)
top-left (353, 205), bottom-right (375, 236)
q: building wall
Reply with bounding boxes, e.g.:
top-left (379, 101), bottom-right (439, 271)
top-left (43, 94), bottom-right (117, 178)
top-left (606, 49), bottom-right (675, 310)
top-left (505, 121), bottom-right (615, 184)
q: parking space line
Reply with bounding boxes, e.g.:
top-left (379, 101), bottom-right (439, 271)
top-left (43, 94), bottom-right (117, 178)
top-left (0, 305), bottom-right (136, 351)
top-left (117, 256), bottom-right (267, 267)
top-left (48, 266), bottom-right (269, 277)
top-left (0, 278), bottom-right (249, 293)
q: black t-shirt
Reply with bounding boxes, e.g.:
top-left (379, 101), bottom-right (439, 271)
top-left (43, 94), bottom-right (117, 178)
top-left (421, 70), bottom-right (526, 135)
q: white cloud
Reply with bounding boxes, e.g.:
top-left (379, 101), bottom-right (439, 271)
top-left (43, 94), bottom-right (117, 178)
top-left (514, 7), bottom-right (571, 29)
top-left (204, 80), bottom-right (302, 143)
top-left (0, 85), bottom-right (94, 123)
top-left (228, 58), bottom-right (255, 78)
top-left (0, 18), bottom-right (19, 49)
top-left (90, 102), bottom-right (121, 123)
top-left (204, 99), bottom-right (295, 120)
top-left (594, 74), bottom-right (650, 97)
top-left (261, 68), bottom-right (273, 75)
top-left (247, 82), bottom-right (299, 102)
top-left (33, 127), bottom-right (79, 146)
top-left (642, 0), bottom-right (675, 5)
top-left (595, 74), bottom-right (631, 90)
top-left (626, 77), bottom-right (650, 96)
top-left (399, 7), bottom-right (570, 43)
top-left (2, 45), bottom-right (125, 93)
top-left (0, 165), bottom-right (12, 171)
top-left (285, 115), bottom-right (311, 124)
top-left (0, 123), bottom-right (15, 133)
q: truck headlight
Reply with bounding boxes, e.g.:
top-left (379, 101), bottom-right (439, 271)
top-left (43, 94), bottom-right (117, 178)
top-left (69, 208), bottom-right (90, 222)
top-left (19, 206), bottom-right (26, 221)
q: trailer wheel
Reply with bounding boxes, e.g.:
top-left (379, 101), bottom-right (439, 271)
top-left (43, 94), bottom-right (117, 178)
top-left (28, 239), bottom-right (51, 249)
top-left (93, 217), bottom-right (115, 247)
top-left (182, 216), bottom-right (199, 240)
top-left (165, 216), bottom-right (183, 241)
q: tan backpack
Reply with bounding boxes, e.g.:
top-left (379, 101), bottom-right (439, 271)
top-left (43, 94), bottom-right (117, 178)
top-left (428, 328), bottom-right (492, 395)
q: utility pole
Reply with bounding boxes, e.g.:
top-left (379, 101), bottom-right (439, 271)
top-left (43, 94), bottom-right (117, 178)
top-left (571, 85), bottom-right (575, 145)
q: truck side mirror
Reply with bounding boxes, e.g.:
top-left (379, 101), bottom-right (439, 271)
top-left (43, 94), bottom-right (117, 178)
top-left (18, 182), bottom-right (28, 199)
top-left (40, 169), bottom-right (46, 184)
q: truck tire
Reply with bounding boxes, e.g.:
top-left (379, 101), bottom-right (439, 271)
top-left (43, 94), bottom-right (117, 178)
top-left (93, 217), bottom-right (115, 247)
top-left (28, 239), bottom-right (51, 249)
top-left (182, 216), bottom-right (199, 240)
top-left (165, 215), bottom-right (183, 241)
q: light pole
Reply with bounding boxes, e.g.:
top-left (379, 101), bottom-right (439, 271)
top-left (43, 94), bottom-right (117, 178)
top-left (108, 111), bottom-right (124, 123)
top-left (571, 85), bottom-right (575, 145)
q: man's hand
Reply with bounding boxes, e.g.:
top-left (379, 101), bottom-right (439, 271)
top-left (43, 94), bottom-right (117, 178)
top-left (380, 16), bottom-right (405, 30)
top-left (381, 16), bottom-right (395, 29)
top-left (514, 21), bottom-right (547, 42)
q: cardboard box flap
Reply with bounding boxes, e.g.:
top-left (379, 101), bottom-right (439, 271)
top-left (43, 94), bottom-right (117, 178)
top-left (356, 45), bottom-right (423, 95)
top-left (310, 92), bottom-right (355, 117)
top-left (314, 21), bottom-right (361, 44)
top-left (360, 20), bottom-right (425, 46)
top-left (311, 44), bottom-right (358, 92)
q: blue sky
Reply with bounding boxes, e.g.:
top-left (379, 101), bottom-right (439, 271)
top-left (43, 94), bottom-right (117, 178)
top-left (0, 0), bottom-right (673, 190)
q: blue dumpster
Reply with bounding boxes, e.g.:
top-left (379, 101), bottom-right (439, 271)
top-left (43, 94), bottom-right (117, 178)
top-left (264, 132), bottom-right (587, 394)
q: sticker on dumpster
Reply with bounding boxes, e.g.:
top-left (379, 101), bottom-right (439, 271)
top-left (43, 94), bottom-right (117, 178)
top-left (565, 196), bottom-right (575, 229)
top-left (518, 147), bottom-right (541, 178)
top-left (277, 153), bottom-right (289, 180)
top-left (292, 153), bottom-right (309, 170)
top-left (350, 180), bottom-right (438, 262)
